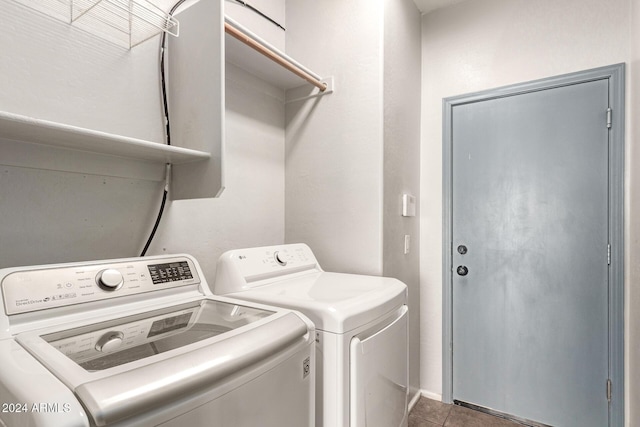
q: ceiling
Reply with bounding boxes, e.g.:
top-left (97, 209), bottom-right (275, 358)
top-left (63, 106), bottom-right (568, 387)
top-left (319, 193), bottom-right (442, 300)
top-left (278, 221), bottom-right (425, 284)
top-left (412, 0), bottom-right (468, 14)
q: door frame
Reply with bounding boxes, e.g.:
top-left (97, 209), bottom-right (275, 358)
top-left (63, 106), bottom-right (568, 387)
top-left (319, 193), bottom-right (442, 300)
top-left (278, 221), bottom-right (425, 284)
top-left (442, 63), bottom-right (625, 426)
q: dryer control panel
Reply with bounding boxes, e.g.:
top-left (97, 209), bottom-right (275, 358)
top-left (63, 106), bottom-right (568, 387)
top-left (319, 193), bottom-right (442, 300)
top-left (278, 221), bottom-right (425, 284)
top-left (1, 256), bottom-right (200, 315)
top-left (214, 244), bottom-right (321, 294)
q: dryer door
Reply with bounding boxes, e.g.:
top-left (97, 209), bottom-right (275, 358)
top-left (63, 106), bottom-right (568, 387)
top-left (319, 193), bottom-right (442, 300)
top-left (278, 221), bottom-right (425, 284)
top-left (350, 306), bottom-right (408, 427)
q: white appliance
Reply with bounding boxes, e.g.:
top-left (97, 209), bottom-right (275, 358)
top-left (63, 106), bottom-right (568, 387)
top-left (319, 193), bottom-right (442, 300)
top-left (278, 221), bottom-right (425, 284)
top-left (214, 244), bottom-right (409, 427)
top-left (0, 254), bottom-right (315, 427)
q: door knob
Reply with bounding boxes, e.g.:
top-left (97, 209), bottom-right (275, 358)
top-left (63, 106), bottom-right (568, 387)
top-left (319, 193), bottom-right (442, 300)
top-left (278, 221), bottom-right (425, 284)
top-left (457, 265), bottom-right (469, 276)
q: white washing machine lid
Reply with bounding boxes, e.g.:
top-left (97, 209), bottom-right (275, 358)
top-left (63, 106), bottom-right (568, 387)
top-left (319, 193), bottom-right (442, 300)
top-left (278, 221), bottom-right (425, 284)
top-left (14, 297), bottom-right (311, 426)
top-left (227, 271), bottom-right (407, 334)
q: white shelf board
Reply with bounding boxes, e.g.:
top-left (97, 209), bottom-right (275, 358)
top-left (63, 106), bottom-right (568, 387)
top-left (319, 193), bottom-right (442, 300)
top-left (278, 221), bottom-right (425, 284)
top-left (0, 112), bottom-right (210, 165)
top-left (224, 19), bottom-right (322, 90)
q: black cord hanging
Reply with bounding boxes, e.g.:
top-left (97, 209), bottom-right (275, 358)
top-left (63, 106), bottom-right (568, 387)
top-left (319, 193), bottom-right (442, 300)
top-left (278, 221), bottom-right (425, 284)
top-left (140, 186), bottom-right (168, 257)
top-left (141, 0), bottom-right (282, 256)
top-left (139, 0), bottom-right (186, 257)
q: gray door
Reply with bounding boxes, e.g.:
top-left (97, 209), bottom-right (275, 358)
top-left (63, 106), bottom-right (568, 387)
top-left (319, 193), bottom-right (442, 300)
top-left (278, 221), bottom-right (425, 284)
top-left (451, 79), bottom-right (609, 426)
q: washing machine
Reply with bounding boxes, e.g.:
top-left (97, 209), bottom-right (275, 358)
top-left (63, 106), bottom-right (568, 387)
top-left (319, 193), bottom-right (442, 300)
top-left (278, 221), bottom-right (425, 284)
top-left (0, 254), bottom-right (315, 427)
top-left (214, 243), bottom-right (409, 427)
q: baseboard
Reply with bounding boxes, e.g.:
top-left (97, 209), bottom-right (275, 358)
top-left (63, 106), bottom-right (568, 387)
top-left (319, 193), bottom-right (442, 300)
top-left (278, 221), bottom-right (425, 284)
top-left (409, 389), bottom-right (444, 411)
top-left (420, 389), bottom-right (443, 402)
top-left (408, 390), bottom-right (422, 411)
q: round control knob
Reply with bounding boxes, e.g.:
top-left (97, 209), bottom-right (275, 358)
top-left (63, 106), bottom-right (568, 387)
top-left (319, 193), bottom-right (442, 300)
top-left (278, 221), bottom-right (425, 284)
top-left (97, 269), bottom-right (124, 291)
top-left (274, 251), bottom-right (287, 266)
top-left (95, 331), bottom-right (124, 352)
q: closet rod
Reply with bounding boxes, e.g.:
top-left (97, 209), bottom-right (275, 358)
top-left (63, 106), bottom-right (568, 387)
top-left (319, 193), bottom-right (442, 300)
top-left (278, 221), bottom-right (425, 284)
top-left (224, 22), bottom-right (327, 92)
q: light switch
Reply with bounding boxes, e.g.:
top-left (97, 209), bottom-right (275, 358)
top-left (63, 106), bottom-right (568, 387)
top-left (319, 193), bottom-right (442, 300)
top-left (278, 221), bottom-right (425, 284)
top-left (404, 235), bottom-right (410, 254)
top-left (402, 194), bottom-right (416, 217)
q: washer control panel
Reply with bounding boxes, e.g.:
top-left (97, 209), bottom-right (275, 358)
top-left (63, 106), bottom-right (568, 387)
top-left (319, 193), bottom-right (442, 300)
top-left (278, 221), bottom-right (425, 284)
top-left (1, 256), bottom-right (199, 315)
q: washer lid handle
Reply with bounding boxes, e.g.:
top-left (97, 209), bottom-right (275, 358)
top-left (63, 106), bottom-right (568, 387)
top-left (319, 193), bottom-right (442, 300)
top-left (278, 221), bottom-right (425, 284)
top-left (75, 312), bottom-right (310, 426)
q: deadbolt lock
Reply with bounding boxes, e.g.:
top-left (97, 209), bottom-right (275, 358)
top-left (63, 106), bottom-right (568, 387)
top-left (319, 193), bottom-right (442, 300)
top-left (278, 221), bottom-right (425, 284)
top-left (457, 245), bottom-right (468, 255)
top-left (457, 265), bottom-right (469, 276)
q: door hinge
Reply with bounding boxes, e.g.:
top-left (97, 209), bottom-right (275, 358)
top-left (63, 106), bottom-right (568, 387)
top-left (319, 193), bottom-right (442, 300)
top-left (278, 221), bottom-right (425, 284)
top-left (606, 108), bottom-right (612, 129)
top-left (607, 244), bottom-right (611, 265)
top-left (607, 379), bottom-right (612, 402)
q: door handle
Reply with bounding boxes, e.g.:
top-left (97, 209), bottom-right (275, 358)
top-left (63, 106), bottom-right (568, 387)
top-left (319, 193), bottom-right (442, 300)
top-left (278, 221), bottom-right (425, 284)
top-left (457, 265), bottom-right (469, 276)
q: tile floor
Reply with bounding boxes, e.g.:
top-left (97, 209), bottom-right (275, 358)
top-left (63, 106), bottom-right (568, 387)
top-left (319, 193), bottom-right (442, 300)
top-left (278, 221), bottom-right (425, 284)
top-left (409, 397), bottom-right (524, 427)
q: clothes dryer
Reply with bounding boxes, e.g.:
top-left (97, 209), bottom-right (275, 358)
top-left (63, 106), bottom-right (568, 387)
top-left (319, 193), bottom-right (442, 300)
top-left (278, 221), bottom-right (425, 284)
top-left (214, 244), bottom-right (408, 427)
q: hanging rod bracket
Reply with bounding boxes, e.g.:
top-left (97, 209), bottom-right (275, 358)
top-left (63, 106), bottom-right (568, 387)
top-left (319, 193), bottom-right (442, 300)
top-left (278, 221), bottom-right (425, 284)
top-left (285, 76), bottom-right (335, 104)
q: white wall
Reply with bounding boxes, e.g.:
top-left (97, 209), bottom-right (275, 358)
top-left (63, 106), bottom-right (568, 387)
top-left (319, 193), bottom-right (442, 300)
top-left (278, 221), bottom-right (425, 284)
top-left (150, 0), bottom-right (286, 280)
top-left (284, 0), bottom-right (385, 275)
top-left (0, 2), bottom-right (163, 141)
top-left (419, 0), bottom-right (638, 423)
top-left (150, 63), bottom-right (286, 281)
top-left (285, 0), bottom-right (422, 396)
top-left (225, 0), bottom-right (285, 51)
top-left (0, 1), bottom-right (166, 267)
top-left (383, 0), bottom-right (423, 400)
top-left (0, 0), bottom-right (287, 283)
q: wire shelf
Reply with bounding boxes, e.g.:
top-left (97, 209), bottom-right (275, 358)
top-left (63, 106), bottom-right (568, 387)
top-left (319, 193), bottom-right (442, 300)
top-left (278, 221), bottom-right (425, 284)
top-left (14, 0), bottom-right (179, 49)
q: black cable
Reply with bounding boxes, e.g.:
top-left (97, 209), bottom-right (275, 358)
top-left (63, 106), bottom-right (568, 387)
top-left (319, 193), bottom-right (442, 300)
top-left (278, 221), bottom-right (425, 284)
top-left (140, 0), bottom-right (185, 257)
top-left (142, 0), bottom-right (282, 256)
top-left (229, 0), bottom-right (285, 31)
top-left (140, 189), bottom-right (168, 257)
top-left (159, 0), bottom-right (187, 146)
